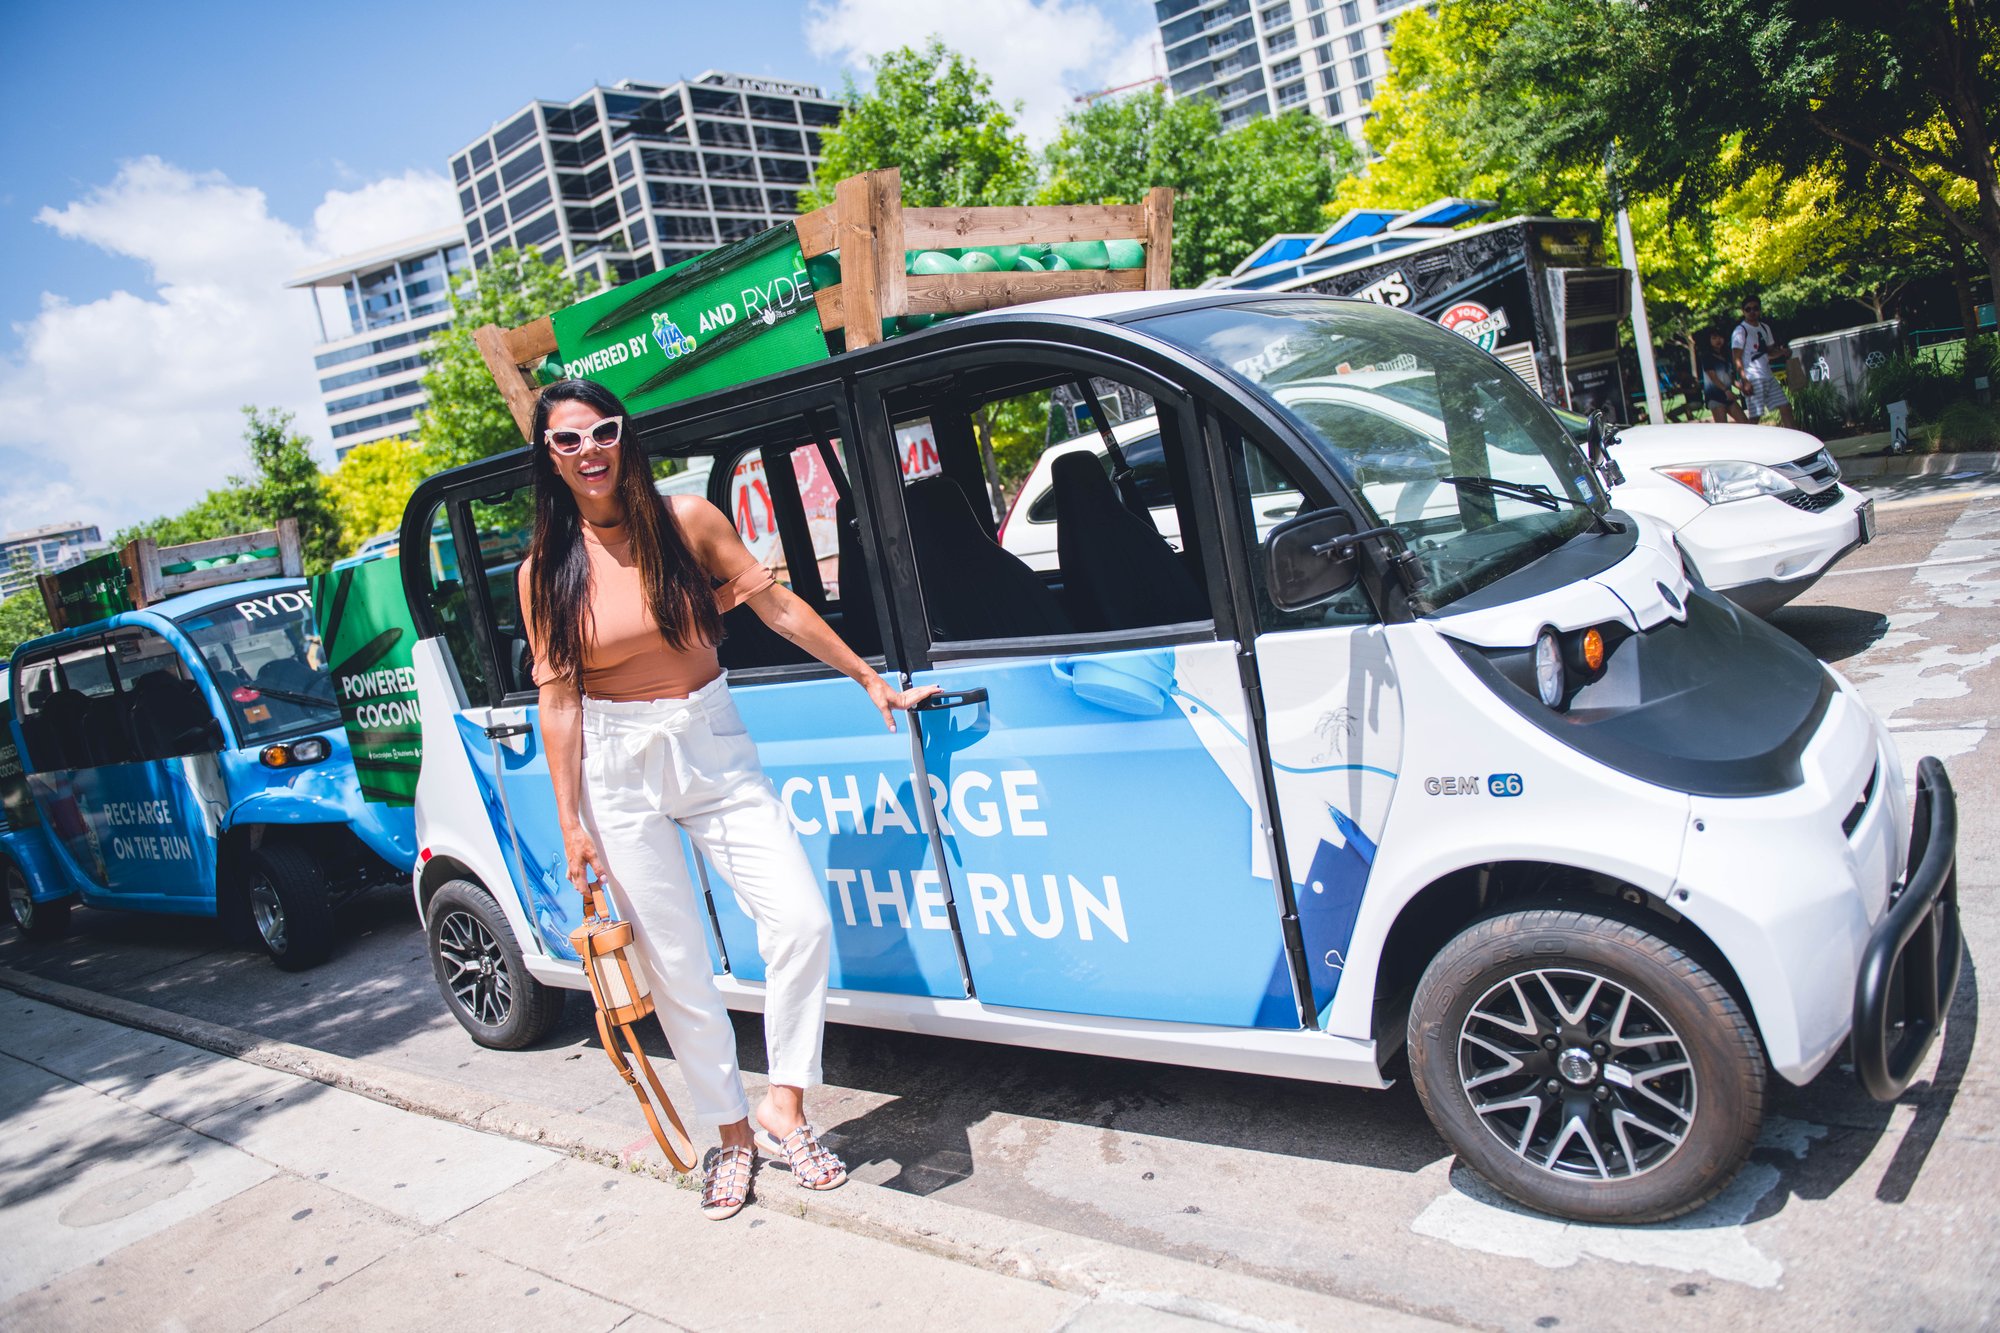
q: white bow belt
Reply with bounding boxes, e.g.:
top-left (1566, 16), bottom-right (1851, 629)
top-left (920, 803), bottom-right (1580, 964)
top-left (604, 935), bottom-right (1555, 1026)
top-left (612, 711), bottom-right (701, 803)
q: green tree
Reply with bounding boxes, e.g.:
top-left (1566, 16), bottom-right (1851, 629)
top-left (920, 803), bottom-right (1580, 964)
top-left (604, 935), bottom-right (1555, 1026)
top-left (419, 246), bottom-right (594, 472)
top-left (327, 436), bottom-right (429, 554)
top-left (1040, 88), bottom-right (1358, 286)
top-left (0, 590), bottom-right (53, 659)
top-left (801, 39), bottom-right (1035, 209)
top-left (1476, 0), bottom-right (2000, 304)
top-left (115, 407), bottom-right (342, 573)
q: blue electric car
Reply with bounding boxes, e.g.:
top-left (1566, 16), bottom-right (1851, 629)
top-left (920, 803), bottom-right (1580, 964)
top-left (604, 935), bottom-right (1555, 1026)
top-left (0, 577), bottom-right (416, 968)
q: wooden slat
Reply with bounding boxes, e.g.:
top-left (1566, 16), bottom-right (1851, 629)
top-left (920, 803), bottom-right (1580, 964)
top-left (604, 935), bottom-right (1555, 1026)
top-left (834, 174), bottom-right (884, 348)
top-left (1142, 188), bottom-right (1175, 290)
top-left (122, 539), bottom-right (161, 609)
top-left (274, 517), bottom-right (304, 578)
top-left (475, 323), bottom-right (541, 440)
top-left (795, 203), bottom-right (836, 258)
top-left (814, 284), bottom-right (845, 333)
top-left (902, 203), bottom-right (1148, 250)
top-left (904, 268), bottom-right (1147, 314)
top-left (873, 171), bottom-right (907, 322)
top-left (156, 557), bottom-right (288, 599)
top-left (155, 527), bottom-right (285, 566)
top-left (501, 316), bottom-right (556, 363)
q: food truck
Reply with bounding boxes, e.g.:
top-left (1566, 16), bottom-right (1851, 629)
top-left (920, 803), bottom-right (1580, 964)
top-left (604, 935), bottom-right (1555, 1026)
top-left (393, 171), bottom-right (1960, 1224)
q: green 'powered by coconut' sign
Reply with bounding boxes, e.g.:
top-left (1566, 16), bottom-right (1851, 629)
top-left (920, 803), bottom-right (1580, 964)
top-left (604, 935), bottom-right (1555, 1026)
top-left (550, 223), bottom-right (827, 414)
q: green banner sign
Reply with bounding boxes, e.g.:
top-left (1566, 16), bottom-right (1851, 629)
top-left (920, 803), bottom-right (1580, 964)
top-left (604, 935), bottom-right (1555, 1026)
top-left (550, 222), bottom-right (827, 414)
top-left (312, 556), bottom-right (422, 807)
top-left (48, 551), bottom-right (132, 628)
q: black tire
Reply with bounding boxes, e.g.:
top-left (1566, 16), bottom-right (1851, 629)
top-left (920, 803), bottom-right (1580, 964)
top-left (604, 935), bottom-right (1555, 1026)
top-left (1408, 907), bottom-right (1765, 1224)
top-left (244, 842), bottom-right (336, 972)
top-left (5, 860), bottom-right (71, 942)
top-left (426, 879), bottom-right (564, 1050)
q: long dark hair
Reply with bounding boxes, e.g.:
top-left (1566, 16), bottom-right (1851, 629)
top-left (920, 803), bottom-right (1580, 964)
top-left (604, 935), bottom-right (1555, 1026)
top-left (526, 379), bottom-right (722, 688)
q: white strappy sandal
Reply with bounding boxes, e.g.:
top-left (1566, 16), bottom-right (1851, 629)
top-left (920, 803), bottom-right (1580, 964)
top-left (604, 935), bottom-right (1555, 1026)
top-left (753, 1123), bottom-right (848, 1191)
top-left (700, 1143), bottom-right (756, 1220)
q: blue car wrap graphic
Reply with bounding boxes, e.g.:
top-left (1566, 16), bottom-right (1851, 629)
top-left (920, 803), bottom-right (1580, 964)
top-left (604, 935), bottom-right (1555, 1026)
top-left (917, 643), bottom-right (1305, 1029)
top-left (454, 714), bottom-right (584, 961)
top-left (28, 759), bottom-right (219, 910)
top-left (706, 677), bottom-right (967, 998)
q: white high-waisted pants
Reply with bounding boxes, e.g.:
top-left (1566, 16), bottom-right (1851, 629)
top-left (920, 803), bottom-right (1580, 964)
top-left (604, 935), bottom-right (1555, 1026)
top-left (580, 676), bottom-right (832, 1126)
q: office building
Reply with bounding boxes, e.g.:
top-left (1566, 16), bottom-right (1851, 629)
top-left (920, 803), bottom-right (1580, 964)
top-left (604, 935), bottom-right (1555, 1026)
top-left (286, 228), bottom-right (470, 457)
top-left (1, 522), bottom-right (107, 602)
top-left (447, 71), bottom-right (841, 288)
top-left (1158, 0), bottom-right (1423, 142)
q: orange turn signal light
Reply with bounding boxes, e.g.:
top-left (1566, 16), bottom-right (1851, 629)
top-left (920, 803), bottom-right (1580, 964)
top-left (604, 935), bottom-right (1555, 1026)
top-left (1661, 467), bottom-right (1707, 498)
top-left (260, 745), bottom-right (292, 768)
top-left (1581, 627), bottom-right (1606, 672)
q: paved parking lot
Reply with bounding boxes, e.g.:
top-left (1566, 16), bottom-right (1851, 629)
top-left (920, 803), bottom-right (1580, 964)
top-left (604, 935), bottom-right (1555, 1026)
top-left (4, 474), bottom-right (1996, 1330)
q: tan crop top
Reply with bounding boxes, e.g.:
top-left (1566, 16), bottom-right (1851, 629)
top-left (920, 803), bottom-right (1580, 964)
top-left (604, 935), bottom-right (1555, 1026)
top-left (519, 516), bottom-right (776, 701)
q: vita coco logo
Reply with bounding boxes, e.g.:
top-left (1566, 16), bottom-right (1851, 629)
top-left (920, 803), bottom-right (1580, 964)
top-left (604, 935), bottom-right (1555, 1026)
top-left (652, 312), bottom-right (696, 360)
top-left (780, 767), bottom-right (1129, 945)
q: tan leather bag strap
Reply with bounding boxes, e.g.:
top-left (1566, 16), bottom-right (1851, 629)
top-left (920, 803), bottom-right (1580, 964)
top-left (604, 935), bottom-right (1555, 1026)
top-left (575, 876), bottom-right (698, 1173)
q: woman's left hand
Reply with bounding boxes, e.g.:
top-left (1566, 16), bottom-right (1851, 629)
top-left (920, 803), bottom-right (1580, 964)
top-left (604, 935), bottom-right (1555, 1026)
top-left (864, 676), bottom-right (941, 731)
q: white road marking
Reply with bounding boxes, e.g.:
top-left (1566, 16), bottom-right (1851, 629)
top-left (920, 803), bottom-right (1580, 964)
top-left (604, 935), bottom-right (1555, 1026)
top-left (1825, 554), bottom-right (1988, 578)
top-left (1411, 1162), bottom-right (1785, 1287)
top-left (1868, 486), bottom-right (2000, 511)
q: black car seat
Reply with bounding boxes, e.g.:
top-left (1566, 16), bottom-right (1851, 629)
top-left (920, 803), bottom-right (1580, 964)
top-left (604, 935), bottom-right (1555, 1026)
top-left (81, 692), bottom-right (137, 767)
top-left (130, 670), bottom-right (213, 757)
top-left (902, 476), bottom-right (1071, 641)
top-left (1050, 451), bottom-right (1206, 631)
top-left (42, 688), bottom-right (92, 769)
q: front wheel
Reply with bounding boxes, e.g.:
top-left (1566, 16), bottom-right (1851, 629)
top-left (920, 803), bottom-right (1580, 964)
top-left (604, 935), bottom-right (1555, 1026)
top-left (244, 843), bottom-right (335, 971)
top-left (1408, 907), bottom-right (1766, 1224)
top-left (427, 880), bottom-right (564, 1050)
top-left (6, 861), bottom-right (70, 942)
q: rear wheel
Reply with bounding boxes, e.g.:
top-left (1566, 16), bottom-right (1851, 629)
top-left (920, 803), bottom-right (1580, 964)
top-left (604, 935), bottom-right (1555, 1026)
top-left (1408, 907), bottom-right (1765, 1224)
top-left (244, 843), bottom-right (335, 971)
top-left (5, 861), bottom-right (70, 942)
top-left (427, 880), bottom-right (564, 1050)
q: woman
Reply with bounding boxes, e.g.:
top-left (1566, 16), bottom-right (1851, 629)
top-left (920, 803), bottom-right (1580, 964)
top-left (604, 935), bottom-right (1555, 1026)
top-left (519, 378), bottom-right (935, 1220)
top-left (1700, 328), bottom-right (1748, 424)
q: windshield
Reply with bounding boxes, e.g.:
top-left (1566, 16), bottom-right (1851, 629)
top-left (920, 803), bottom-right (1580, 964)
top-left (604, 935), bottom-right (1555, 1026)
top-left (176, 587), bottom-right (338, 744)
top-left (1142, 298), bottom-right (1608, 610)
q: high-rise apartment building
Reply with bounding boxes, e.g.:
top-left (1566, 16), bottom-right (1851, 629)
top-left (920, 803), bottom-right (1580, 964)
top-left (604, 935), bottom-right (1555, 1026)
top-left (1158, 0), bottom-right (1423, 142)
top-left (449, 71), bottom-right (841, 289)
top-left (286, 228), bottom-right (470, 457)
top-left (1, 522), bottom-right (107, 602)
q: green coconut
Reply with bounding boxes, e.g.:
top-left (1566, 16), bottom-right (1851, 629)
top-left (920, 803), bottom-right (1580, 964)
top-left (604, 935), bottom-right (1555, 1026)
top-left (1105, 239), bottom-right (1146, 270)
top-left (806, 251), bottom-right (841, 290)
top-left (1012, 256), bottom-right (1046, 272)
top-left (1046, 255), bottom-right (1073, 271)
top-left (1051, 241), bottom-right (1110, 270)
top-left (957, 250), bottom-right (1003, 273)
top-left (908, 250), bottom-right (962, 275)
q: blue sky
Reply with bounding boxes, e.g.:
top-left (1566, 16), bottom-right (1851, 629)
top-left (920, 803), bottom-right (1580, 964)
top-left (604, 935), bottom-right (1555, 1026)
top-left (1, 0), bottom-right (1155, 538)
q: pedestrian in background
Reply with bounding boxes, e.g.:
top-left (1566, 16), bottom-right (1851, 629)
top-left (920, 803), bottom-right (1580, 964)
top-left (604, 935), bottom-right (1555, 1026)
top-left (1700, 328), bottom-right (1749, 424)
top-left (1731, 296), bottom-right (1795, 428)
top-left (518, 378), bottom-right (936, 1221)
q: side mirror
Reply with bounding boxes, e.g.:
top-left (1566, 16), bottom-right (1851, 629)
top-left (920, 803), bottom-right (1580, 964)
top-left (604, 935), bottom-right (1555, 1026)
top-left (1265, 508), bottom-right (1363, 611)
top-left (1584, 409), bottom-right (1625, 487)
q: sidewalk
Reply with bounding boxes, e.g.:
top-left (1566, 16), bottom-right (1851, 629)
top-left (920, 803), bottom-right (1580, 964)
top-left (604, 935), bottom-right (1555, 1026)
top-left (0, 995), bottom-right (1450, 1331)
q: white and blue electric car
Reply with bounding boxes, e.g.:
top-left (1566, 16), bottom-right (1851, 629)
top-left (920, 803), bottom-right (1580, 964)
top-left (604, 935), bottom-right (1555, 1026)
top-left (396, 292), bottom-right (1960, 1223)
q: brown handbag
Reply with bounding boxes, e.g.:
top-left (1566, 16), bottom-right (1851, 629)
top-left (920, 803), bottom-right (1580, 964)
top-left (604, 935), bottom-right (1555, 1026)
top-left (570, 880), bottom-right (698, 1172)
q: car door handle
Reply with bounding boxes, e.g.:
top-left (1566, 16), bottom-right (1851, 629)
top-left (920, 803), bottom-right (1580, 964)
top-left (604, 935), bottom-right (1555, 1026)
top-left (909, 689), bottom-right (988, 711)
top-left (483, 722), bottom-right (533, 739)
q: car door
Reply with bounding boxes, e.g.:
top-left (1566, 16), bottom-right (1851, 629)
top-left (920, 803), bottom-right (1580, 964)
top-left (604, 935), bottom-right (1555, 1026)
top-left (857, 345), bottom-right (1305, 1031)
top-left (679, 398), bottom-right (967, 999)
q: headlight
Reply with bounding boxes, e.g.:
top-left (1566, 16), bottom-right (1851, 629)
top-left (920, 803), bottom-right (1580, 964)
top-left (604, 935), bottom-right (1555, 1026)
top-left (1534, 628), bottom-right (1564, 706)
top-left (1655, 461), bottom-right (1794, 504)
top-left (261, 737), bottom-right (331, 768)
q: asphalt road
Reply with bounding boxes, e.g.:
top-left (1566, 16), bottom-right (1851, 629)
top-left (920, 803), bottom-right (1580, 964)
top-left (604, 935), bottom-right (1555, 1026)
top-left (5, 471), bottom-right (1997, 1331)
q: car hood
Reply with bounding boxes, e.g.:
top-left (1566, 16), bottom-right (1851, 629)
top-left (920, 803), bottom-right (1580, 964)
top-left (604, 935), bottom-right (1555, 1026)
top-left (1610, 422), bottom-right (1827, 469)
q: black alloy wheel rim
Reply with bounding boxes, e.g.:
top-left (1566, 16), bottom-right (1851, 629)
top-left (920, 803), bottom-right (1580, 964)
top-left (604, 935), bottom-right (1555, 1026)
top-left (7, 870), bottom-right (32, 930)
top-left (249, 875), bottom-right (287, 953)
top-left (1457, 967), bottom-right (1697, 1181)
top-left (438, 910), bottom-right (513, 1028)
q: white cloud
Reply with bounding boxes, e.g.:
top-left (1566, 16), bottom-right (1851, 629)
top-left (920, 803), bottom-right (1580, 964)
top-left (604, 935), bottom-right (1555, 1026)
top-left (805, 0), bottom-right (1163, 143)
top-left (0, 158), bottom-right (459, 540)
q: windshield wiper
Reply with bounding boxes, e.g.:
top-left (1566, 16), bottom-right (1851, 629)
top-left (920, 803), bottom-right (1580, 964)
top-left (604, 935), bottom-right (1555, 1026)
top-left (247, 686), bottom-right (339, 710)
top-left (1439, 475), bottom-right (1615, 531)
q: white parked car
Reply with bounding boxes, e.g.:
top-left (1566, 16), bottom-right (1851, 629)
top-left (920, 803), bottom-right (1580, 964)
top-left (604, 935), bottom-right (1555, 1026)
top-left (1002, 388), bottom-right (1873, 618)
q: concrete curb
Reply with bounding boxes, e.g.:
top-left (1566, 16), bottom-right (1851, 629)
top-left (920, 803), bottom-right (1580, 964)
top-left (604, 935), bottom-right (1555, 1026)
top-left (1839, 449), bottom-right (1999, 479)
top-left (0, 965), bottom-right (1457, 1331)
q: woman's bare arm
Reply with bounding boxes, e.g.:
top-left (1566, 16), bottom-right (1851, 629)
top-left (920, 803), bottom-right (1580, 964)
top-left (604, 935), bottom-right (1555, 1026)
top-left (672, 494), bottom-right (937, 729)
top-left (518, 562), bottom-right (603, 889)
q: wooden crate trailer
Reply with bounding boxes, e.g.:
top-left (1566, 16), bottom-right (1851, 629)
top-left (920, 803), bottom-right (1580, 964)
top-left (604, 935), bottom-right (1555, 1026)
top-left (38, 519), bottom-right (304, 632)
top-left (472, 167), bottom-right (1175, 439)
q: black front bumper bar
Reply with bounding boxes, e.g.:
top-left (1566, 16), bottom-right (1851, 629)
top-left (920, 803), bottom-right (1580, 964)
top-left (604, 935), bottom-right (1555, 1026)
top-left (1854, 756), bottom-right (1963, 1100)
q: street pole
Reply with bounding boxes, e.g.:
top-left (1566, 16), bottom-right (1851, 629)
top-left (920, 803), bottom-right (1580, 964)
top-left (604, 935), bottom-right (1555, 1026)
top-left (1606, 147), bottom-right (1664, 426)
